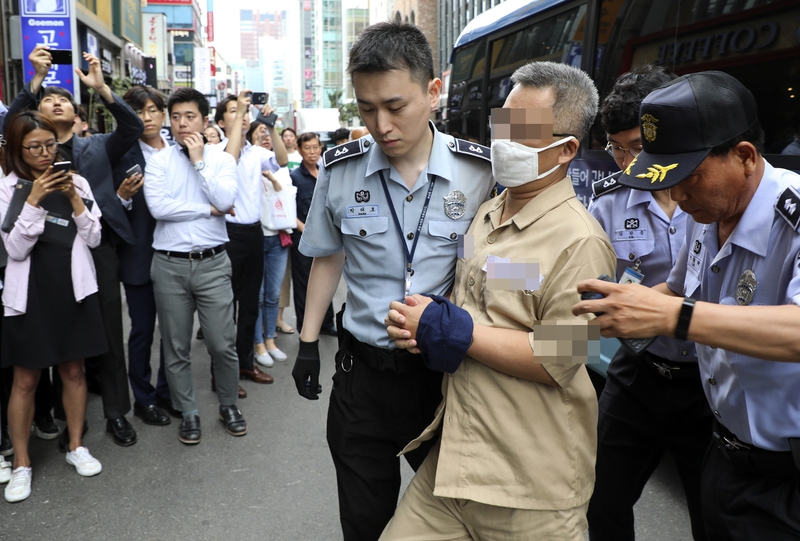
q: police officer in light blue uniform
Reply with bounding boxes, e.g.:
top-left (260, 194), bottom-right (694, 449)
top-left (587, 66), bottom-right (711, 541)
top-left (290, 21), bottom-right (494, 541)
top-left (300, 130), bottom-right (492, 348)
top-left (575, 71), bottom-right (800, 541)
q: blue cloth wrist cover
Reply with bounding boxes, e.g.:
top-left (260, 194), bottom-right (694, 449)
top-left (416, 295), bottom-right (473, 374)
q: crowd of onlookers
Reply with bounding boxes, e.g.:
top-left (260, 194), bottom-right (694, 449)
top-left (0, 44), bottom-right (363, 504)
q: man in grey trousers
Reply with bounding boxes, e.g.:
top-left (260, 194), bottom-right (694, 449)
top-left (144, 88), bottom-right (246, 444)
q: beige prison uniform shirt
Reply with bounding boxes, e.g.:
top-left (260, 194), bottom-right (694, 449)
top-left (401, 176), bottom-right (616, 511)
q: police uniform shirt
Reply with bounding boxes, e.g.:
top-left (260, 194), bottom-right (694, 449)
top-left (398, 177), bottom-right (616, 510)
top-left (666, 160), bottom-right (800, 451)
top-left (299, 125), bottom-right (494, 348)
top-left (589, 184), bottom-right (696, 362)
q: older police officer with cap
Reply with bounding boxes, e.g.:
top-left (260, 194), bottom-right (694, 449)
top-left (573, 71), bottom-right (800, 540)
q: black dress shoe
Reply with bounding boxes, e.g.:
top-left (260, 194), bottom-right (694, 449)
top-left (178, 415), bottom-right (201, 445)
top-left (106, 417), bottom-right (137, 447)
top-left (134, 404), bottom-right (171, 426)
top-left (155, 397), bottom-right (182, 419)
top-left (319, 325), bottom-right (338, 337)
top-left (34, 412), bottom-right (62, 440)
top-left (219, 405), bottom-right (247, 436)
top-left (58, 420), bottom-right (89, 453)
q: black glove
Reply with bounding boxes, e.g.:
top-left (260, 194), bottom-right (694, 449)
top-left (292, 339), bottom-right (321, 400)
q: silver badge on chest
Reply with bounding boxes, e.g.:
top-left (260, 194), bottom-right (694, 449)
top-left (444, 190), bottom-right (467, 220)
top-left (736, 270), bottom-right (757, 306)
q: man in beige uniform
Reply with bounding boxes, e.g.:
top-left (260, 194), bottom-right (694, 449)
top-left (382, 61), bottom-right (616, 540)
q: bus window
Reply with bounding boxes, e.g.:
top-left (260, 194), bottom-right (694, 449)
top-left (451, 39), bottom-right (487, 84)
top-left (490, 5), bottom-right (585, 77)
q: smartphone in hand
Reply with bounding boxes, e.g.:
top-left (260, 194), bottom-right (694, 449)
top-left (49, 49), bottom-right (73, 65)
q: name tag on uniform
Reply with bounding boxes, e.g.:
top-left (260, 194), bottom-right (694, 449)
top-left (615, 229), bottom-right (647, 241)
top-left (345, 205), bottom-right (380, 218)
top-left (482, 254), bottom-right (542, 292)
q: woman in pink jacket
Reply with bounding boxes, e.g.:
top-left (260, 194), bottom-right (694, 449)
top-left (0, 111), bottom-right (107, 503)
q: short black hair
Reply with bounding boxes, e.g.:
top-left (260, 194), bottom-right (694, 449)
top-left (333, 128), bottom-right (350, 142)
top-left (42, 86), bottom-right (77, 113)
top-left (76, 105), bottom-right (87, 123)
top-left (347, 21), bottom-right (434, 89)
top-left (167, 88), bottom-right (209, 118)
top-left (710, 119), bottom-right (765, 156)
top-left (297, 132), bottom-right (320, 146)
top-left (214, 95), bottom-right (237, 125)
top-left (281, 127), bottom-right (296, 137)
top-left (600, 65), bottom-right (676, 135)
top-left (123, 86), bottom-right (165, 111)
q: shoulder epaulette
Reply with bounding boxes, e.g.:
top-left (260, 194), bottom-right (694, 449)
top-left (776, 185), bottom-right (800, 230)
top-left (323, 138), bottom-right (368, 168)
top-left (592, 171), bottom-right (623, 198)
top-left (449, 138), bottom-right (491, 162)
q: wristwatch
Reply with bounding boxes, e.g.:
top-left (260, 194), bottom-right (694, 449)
top-left (194, 160), bottom-right (206, 171)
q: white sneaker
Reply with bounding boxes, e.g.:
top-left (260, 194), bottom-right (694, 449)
top-left (66, 446), bottom-right (102, 477)
top-left (0, 461), bottom-right (11, 484)
top-left (267, 347), bottom-right (288, 362)
top-left (255, 350), bottom-right (274, 367)
top-left (5, 466), bottom-right (31, 502)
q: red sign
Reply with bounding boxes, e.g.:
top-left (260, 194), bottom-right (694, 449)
top-left (207, 12), bottom-right (214, 42)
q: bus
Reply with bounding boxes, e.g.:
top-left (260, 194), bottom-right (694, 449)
top-left (446, 0), bottom-right (800, 378)
top-left (447, 0), bottom-right (800, 206)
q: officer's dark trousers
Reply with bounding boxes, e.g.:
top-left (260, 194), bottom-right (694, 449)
top-left (326, 335), bottom-right (443, 541)
top-left (701, 430), bottom-right (800, 541)
top-left (290, 232), bottom-right (334, 334)
top-left (226, 223), bottom-right (264, 372)
top-left (588, 348), bottom-right (712, 541)
top-left (87, 236), bottom-right (131, 420)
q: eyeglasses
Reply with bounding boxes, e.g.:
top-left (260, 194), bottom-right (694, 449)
top-left (136, 107), bottom-right (161, 117)
top-left (22, 141), bottom-right (59, 157)
top-left (605, 142), bottom-right (642, 160)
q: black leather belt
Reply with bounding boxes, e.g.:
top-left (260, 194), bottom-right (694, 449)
top-left (156, 245), bottom-right (226, 261)
top-left (342, 329), bottom-right (421, 374)
top-left (226, 221), bottom-right (260, 228)
top-left (712, 419), bottom-right (798, 480)
top-left (643, 351), bottom-right (699, 380)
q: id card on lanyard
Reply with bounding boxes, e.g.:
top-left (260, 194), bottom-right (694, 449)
top-left (378, 170), bottom-right (436, 298)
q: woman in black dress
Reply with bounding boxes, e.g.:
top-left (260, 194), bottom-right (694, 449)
top-left (0, 112), bottom-right (107, 503)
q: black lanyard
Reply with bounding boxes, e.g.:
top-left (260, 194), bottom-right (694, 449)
top-left (378, 170), bottom-right (436, 297)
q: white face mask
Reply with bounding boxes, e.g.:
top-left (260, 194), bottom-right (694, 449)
top-left (490, 136), bottom-right (575, 188)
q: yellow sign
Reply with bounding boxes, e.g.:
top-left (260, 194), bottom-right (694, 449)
top-left (636, 163), bottom-right (679, 183)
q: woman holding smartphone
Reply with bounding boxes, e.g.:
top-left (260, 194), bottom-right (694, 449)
top-left (0, 111), bottom-right (107, 503)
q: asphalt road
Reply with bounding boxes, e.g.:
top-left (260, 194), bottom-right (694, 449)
top-left (1, 281), bottom-right (694, 541)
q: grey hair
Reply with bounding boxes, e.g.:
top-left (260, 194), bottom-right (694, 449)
top-left (511, 61), bottom-right (598, 140)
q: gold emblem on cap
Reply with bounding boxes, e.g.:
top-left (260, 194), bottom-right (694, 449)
top-left (623, 155), bottom-right (638, 176)
top-left (636, 163), bottom-right (678, 183)
top-left (641, 114), bottom-right (658, 142)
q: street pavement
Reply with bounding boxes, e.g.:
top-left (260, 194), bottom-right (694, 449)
top-left (2, 281), bottom-right (694, 540)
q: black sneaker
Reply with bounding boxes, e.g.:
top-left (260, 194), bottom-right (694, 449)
top-left (57, 420), bottom-right (89, 453)
top-left (0, 427), bottom-right (12, 457)
top-left (33, 412), bottom-right (62, 440)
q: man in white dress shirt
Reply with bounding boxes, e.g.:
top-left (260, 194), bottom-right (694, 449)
top-left (214, 91), bottom-right (288, 387)
top-left (144, 88), bottom-right (246, 445)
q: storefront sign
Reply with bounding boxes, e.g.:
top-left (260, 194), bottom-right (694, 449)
top-left (19, 0), bottom-right (79, 96)
top-left (631, 6), bottom-right (800, 69)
